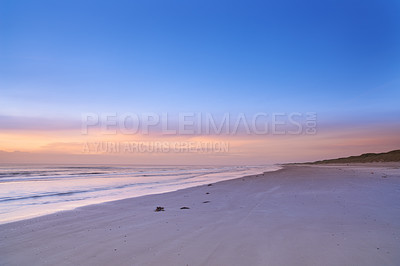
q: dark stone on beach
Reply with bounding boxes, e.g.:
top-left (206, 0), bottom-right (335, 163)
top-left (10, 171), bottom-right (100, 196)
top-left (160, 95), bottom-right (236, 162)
top-left (207, 184), bottom-right (212, 186)
top-left (203, 201), bottom-right (210, 204)
top-left (155, 206), bottom-right (165, 212)
top-left (180, 207), bottom-right (190, 209)
top-left (206, 192), bottom-right (210, 194)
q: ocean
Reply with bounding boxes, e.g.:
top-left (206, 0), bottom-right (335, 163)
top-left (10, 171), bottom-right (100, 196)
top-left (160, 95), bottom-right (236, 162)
top-left (0, 164), bottom-right (280, 224)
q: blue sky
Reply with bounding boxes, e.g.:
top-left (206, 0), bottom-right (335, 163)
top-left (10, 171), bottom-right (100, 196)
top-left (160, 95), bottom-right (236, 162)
top-left (1, 0), bottom-right (399, 120)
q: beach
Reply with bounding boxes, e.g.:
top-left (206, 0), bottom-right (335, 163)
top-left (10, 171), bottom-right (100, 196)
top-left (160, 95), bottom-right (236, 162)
top-left (1, 164), bottom-right (400, 265)
top-left (0, 165), bottom-right (279, 224)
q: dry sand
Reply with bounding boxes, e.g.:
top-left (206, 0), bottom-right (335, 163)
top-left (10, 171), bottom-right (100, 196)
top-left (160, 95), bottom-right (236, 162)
top-left (1, 164), bottom-right (400, 266)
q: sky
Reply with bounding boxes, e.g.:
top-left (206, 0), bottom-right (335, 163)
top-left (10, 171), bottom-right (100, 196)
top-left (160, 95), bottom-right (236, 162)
top-left (0, 0), bottom-right (399, 164)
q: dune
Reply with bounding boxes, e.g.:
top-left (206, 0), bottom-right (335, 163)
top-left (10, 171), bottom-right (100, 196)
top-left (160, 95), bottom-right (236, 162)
top-left (307, 149), bottom-right (400, 164)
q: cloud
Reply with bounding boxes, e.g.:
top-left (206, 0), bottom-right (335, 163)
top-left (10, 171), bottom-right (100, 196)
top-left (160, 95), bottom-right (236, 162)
top-left (0, 115), bottom-right (81, 131)
top-left (0, 113), bottom-right (399, 164)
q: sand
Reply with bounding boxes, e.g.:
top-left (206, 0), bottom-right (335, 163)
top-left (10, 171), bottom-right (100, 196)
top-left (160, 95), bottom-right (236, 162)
top-left (1, 164), bottom-right (400, 266)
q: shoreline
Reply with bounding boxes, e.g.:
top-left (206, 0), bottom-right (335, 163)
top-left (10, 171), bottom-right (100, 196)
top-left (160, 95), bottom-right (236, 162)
top-left (1, 163), bottom-right (400, 265)
top-left (0, 165), bottom-right (281, 225)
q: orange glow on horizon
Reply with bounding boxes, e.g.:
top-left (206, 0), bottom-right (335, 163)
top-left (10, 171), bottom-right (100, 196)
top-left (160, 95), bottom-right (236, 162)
top-left (0, 124), bottom-right (399, 164)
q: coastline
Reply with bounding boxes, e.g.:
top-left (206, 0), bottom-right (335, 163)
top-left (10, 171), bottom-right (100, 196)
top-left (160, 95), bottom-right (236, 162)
top-left (1, 163), bottom-right (400, 265)
top-left (0, 165), bottom-right (281, 225)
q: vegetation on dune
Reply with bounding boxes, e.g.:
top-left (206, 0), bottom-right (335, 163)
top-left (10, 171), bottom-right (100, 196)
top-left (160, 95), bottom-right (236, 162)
top-left (308, 150), bottom-right (400, 164)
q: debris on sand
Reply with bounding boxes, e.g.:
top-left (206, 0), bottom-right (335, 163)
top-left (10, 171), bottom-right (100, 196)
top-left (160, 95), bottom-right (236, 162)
top-left (180, 207), bottom-right (190, 210)
top-left (206, 192), bottom-right (210, 194)
top-left (155, 206), bottom-right (165, 212)
top-left (207, 184), bottom-right (212, 186)
top-left (203, 201), bottom-right (210, 204)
